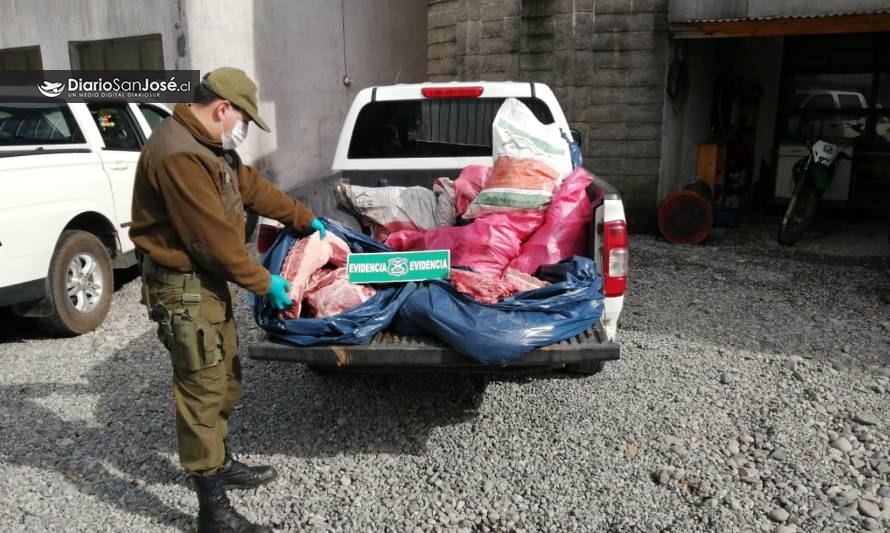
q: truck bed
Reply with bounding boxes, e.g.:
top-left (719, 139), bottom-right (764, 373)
top-left (248, 322), bottom-right (618, 370)
top-left (251, 168), bottom-right (620, 371)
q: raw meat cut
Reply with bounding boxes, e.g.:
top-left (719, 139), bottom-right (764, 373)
top-left (305, 268), bottom-right (376, 318)
top-left (449, 269), bottom-right (515, 304)
top-left (328, 239), bottom-right (349, 267)
top-left (279, 232), bottom-right (351, 319)
top-left (306, 268), bottom-right (333, 292)
top-left (449, 268), bottom-right (549, 304)
top-left (503, 268), bottom-right (550, 293)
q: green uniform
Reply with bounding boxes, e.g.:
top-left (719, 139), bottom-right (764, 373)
top-left (141, 259), bottom-right (240, 473)
top-left (130, 103), bottom-right (314, 474)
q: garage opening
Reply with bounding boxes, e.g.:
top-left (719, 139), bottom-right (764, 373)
top-left (659, 14), bottom-right (890, 241)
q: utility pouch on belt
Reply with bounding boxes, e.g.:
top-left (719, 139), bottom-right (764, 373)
top-left (141, 257), bottom-right (224, 372)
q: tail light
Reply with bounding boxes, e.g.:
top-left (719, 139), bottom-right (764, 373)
top-left (421, 86), bottom-right (484, 98)
top-left (603, 220), bottom-right (628, 297)
top-left (256, 224), bottom-right (282, 255)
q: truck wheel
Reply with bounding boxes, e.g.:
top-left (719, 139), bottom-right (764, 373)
top-left (37, 230), bottom-right (113, 336)
top-left (564, 361), bottom-right (605, 375)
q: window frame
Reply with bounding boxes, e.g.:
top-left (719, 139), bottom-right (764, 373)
top-left (137, 103), bottom-right (170, 131)
top-left (86, 103), bottom-right (147, 152)
top-left (347, 97), bottom-right (556, 160)
top-left (68, 34), bottom-right (164, 70)
top-left (0, 103), bottom-right (86, 146)
top-left (0, 45), bottom-right (43, 70)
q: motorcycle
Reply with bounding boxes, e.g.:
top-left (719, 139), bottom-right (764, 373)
top-left (777, 139), bottom-right (850, 246)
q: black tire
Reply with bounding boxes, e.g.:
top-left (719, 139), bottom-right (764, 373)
top-left (564, 361), bottom-right (606, 375)
top-left (36, 230), bottom-right (113, 336)
top-left (777, 176), bottom-right (821, 247)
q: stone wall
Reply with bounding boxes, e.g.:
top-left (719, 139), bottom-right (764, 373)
top-left (427, 0), bottom-right (670, 228)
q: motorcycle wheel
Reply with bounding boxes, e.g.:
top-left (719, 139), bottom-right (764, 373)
top-left (777, 174), bottom-right (821, 247)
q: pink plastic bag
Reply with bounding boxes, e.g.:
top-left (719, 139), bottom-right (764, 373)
top-left (453, 165), bottom-right (490, 217)
top-left (508, 168), bottom-right (594, 274)
top-left (386, 209), bottom-right (545, 276)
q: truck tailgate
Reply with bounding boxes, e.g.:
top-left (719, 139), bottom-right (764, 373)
top-left (248, 323), bottom-right (619, 369)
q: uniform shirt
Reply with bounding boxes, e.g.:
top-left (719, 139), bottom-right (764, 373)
top-left (130, 103), bottom-right (315, 295)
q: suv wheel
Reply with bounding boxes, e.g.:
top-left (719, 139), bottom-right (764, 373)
top-left (37, 230), bottom-right (113, 336)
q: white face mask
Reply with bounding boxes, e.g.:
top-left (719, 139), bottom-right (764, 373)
top-left (220, 108), bottom-right (248, 150)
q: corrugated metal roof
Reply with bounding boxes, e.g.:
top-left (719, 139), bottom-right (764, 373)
top-left (672, 9), bottom-right (890, 25)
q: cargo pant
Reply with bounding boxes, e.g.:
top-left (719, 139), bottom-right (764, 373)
top-left (140, 258), bottom-right (240, 474)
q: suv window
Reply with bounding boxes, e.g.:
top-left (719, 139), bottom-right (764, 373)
top-left (805, 94), bottom-right (835, 109)
top-left (348, 97), bottom-right (555, 159)
top-left (0, 103), bottom-right (85, 145)
top-left (837, 93), bottom-right (865, 109)
top-left (87, 104), bottom-right (143, 151)
top-left (138, 104), bottom-right (169, 130)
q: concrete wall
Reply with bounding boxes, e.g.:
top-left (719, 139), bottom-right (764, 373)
top-left (0, 0), bottom-right (428, 190)
top-left (670, 0), bottom-right (890, 22)
top-left (427, 0), bottom-right (670, 230)
top-left (657, 39), bottom-right (718, 201)
top-left (0, 0), bottom-right (183, 69)
top-left (243, 0), bottom-right (427, 188)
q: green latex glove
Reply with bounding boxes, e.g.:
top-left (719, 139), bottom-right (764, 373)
top-left (267, 274), bottom-right (292, 311)
top-left (310, 217), bottom-right (327, 240)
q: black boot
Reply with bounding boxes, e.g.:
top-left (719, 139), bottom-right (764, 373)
top-left (192, 473), bottom-right (272, 533)
top-left (217, 451), bottom-right (278, 490)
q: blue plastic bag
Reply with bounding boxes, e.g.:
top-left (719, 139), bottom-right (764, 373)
top-left (561, 130), bottom-right (584, 169)
top-left (393, 257), bottom-right (604, 366)
top-left (251, 218), bottom-right (416, 346)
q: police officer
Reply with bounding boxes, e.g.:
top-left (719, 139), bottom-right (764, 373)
top-left (130, 67), bottom-right (325, 532)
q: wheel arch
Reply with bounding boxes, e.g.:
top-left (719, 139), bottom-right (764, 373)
top-left (63, 211), bottom-right (119, 257)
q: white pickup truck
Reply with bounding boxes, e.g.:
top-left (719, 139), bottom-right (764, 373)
top-left (0, 102), bottom-right (173, 335)
top-left (250, 82), bottom-right (627, 374)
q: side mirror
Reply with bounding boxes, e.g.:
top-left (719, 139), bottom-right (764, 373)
top-left (570, 128), bottom-right (583, 148)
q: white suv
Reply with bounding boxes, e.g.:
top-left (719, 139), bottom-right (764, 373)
top-left (0, 101), bottom-right (169, 335)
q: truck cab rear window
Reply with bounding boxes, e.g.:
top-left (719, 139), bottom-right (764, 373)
top-left (0, 103), bottom-right (85, 145)
top-left (348, 97), bottom-right (554, 159)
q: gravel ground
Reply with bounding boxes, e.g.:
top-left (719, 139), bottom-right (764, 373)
top-left (1, 221), bottom-right (889, 532)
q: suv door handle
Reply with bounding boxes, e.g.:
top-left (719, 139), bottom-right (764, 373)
top-left (108, 161), bottom-right (129, 171)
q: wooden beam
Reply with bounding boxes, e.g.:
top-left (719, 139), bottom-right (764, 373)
top-left (671, 12), bottom-right (890, 39)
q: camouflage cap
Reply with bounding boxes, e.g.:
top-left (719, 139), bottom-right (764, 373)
top-left (202, 67), bottom-right (270, 132)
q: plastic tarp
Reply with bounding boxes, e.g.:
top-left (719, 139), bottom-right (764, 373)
top-left (251, 218), bottom-right (416, 346)
top-left (393, 257), bottom-right (604, 366)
